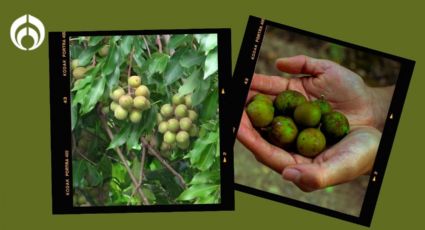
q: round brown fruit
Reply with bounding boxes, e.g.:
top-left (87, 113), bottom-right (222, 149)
top-left (128, 75), bottom-right (141, 88)
top-left (293, 102), bottom-right (321, 127)
top-left (114, 106), bottom-right (128, 120)
top-left (184, 95), bottom-right (192, 107)
top-left (135, 85), bottom-right (150, 98)
top-left (167, 118), bottom-right (180, 133)
top-left (98, 45), bottom-right (110, 57)
top-left (253, 93), bottom-right (273, 105)
top-left (160, 104), bottom-right (173, 118)
top-left (172, 94), bottom-right (185, 105)
top-left (246, 100), bottom-right (274, 128)
top-left (110, 101), bottom-right (119, 111)
top-left (111, 88), bottom-right (125, 101)
top-left (269, 116), bottom-right (298, 148)
top-left (163, 131), bottom-right (176, 144)
top-left (188, 110), bottom-right (198, 122)
top-left (296, 128), bottom-right (326, 157)
top-left (129, 110), bottom-right (142, 123)
top-left (179, 117), bottom-right (192, 131)
top-left (157, 113), bottom-right (163, 123)
top-left (158, 121), bottom-right (168, 134)
top-left (118, 95), bottom-right (133, 109)
top-left (174, 104), bottom-right (188, 119)
top-left (72, 67), bottom-right (87, 79)
top-left (71, 59), bottom-right (79, 69)
top-left (189, 125), bottom-right (198, 137)
top-left (312, 98), bottom-right (332, 115)
top-left (321, 111), bottom-right (350, 142)
top-left (176, 131), bottom-right (190, 144)
top-left (133, 96), bottom-right (148, 110)
top-left (274, 90), bottom-right (307, 115)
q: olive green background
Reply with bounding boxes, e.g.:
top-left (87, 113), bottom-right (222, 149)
top-left (1, 0), bottom-right (423, 228)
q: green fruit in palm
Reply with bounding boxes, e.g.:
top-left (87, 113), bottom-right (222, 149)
top-left (312, 98), bottom-right (332, 115)
top-left (294, 102), bottom-right (321, 127)
top-left (246, 100), bottom-right (274, 128)
top-left (321, 111), bottom-right (350, 141)
top-left (135, 85), bottom-right (150, 98)
top-left (129, 110), bottom-right (142, 123)
top-left (111, 87), bottom-right (125, 101)
top-left (189, 124), bottom-right (198, 137)
top-left (176, 131), bottom-right (190, 144)
top-left (174, 104), bottom-right (188, 119)
top-left (160, 104), bottom-right (173, 118)
top-left (269, 116), bottom-right (298, 148)
top-left (118, 95), bottom-right (133, 109)
top-left (296, 128), bottom-right (326, 157)
top-left (184, 94), bottom-right (192, 108)
top-left (71, 59), bottom-right (79, 69)
top-left (163, 131), bottom-right (176, 144)
top-left (179, 117), bottom-right (192, 131)
top-left (188, 110), bottom-right (198, 122)
top-left (167, 118), bottom-right (180, 133)
top-left (274, 90), bottom-right (307, 115)
top-left (133, 96), bottom-right (149, 110)
top-left (172, 94), bottom-right (185, 105)
top-left (128, 75), bottom-right (141, 88)
top-left (72, 67), bottom-right (87, 79)
top-left (114, 105), bottom-right (128, 120)
top-left (98, 45), bottom-right (110, 57)
top-left (253, 93), bottom-right (273, 105)
top-left (158, 121), bottom-right (168, 133)
top-left (110, 101), bottom-right (119, 111)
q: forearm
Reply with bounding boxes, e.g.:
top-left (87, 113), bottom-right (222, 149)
top-left (370, 85), bottom-right (395, 131)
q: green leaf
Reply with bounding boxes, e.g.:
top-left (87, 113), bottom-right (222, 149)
top-left (192, 75), bottom-right (211, 107)
top-left (177, 184), bottom-right (218, 201)
top-left (121, 36), bottom-right (134, 56)
top-left (98, 156), bottom-right (112, 180)
top-left (179, 49), bottom-right (205, 68)
top-left (177, 68), bottom-right (201, 96)
top-left (106, 66), bottom-right (121, 93)
top-left (164, 58), bottom-right (184, 85)
top-left (71, 104), bottom-right (78, 130)
top-left (72, 160), bottom-right (87, 188)
top-left (71, 75), bottom-right (93, 91)
top-left (200, 86), bottom-right (218, 120)
top-left (112, 163), bottom-right (127, 185)
top-left (167, 34), bottom-right (191, 49)
top-left (78, 43), bottom-right (103, 66)
top-left (81, 76), bottom-right (106, 115)
top-left (86, 163), bottom-right (102, 187)
top-left (88, 36), bottom-right (104, 46)
top-left (107, 123), bottom-right (131, 149)
top-left (71, 83), bottom-right (91, 107)
top-left (199, 34), bottom-right (217, 54)
top-left (126, 122), bottom-right (144, 150)
top-left (203, 49), bottom-right (218, 79)
top-left (148, 53), bottom-right (169, 74)
top-left (102, 43), bottom-right (119, 76)
top-left (190, 171), bottom-right (220, 185)
top-left (197, 143), bottom-right (216, 171)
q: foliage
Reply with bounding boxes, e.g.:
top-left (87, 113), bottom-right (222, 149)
top-left (70, 34), bottom-right (220, 206)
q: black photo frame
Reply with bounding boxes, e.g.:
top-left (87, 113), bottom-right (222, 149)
top-left (49, 29), bottom-right (234, 214)
top-left (231, 16), bottom-right (415, 226)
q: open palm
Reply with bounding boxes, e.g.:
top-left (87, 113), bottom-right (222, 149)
top-left (238, 55), bottom-right (382, 192)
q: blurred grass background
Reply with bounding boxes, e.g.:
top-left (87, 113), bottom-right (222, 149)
top-left (234, 25), bottom-right (401, 216)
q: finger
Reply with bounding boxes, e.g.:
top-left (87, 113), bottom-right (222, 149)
top-left (275, 55), bottom-right (332, 76)
top-left (282, 126), bottom-right (381, 192)
top-left (251, 73), bottom-right (289, 95)
top-left (237, 111), bottom-right (296, 172)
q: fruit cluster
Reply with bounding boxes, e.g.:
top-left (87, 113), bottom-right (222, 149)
top-left (71, 44), bottom-right (110, 80)
top-left (157, 94), bottom-right (199, 152)
top-left (246, 90), bottom-right (350, 158)
top-left (109, 76), bottom-right (151, 123)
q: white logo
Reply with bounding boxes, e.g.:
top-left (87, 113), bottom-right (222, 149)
top-left (10, 14), bottom-right (45, 51)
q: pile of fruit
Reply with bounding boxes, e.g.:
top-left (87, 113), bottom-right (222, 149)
top-left (108, 76), bottom-right (151, 123)
top-left (157, 94), bottom-right (199, 153)
top-left (246, 90), bottom-right (350, 157)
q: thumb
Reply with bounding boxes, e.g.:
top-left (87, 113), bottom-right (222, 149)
top-left (275, 55), bottom-right (333, 76)
top-left (282, 163), bottom-right (328, 192)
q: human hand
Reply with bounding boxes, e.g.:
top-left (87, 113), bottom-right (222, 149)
top-left (237, 55), bottom-right (385, 191)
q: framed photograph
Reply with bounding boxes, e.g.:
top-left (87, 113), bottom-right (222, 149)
top-left (232, 16), bottom-right (415, 226)
top-left (48, 29), bottom-right (234, 213)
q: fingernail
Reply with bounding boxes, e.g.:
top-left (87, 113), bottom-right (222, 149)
top-left (283, 168), bottom-right (301, 183)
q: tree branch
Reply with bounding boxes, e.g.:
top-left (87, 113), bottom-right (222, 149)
top-left (140, 137), bottom-right (187, 189)
top-left (98, 109), bottom-right (150, 205)
top-left (156, 35), bottom-right (163, 53)
top-left (142, 35), bottom-right (151, 58)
